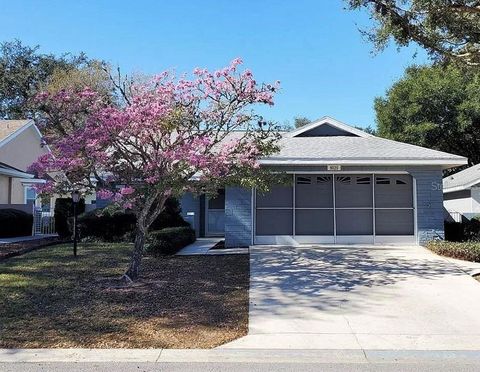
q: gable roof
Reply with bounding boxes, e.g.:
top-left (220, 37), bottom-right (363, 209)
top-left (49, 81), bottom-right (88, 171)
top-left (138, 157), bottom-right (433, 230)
top-left (443, 164), bottom-right (480, 193)
top-left (287, 116), bottom-right (374, 138)
top-left (0, 119), bottom-right (40, 149)
top-left (259, 117), bottom-right (467, 169)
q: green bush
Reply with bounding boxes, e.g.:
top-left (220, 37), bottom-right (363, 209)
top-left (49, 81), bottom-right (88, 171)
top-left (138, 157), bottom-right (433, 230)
top-left (146, 226), bottom-right (196, 255)
top-left (78, 197), bottom-right (190, 242)
top-left (444, 216), bottom-right (480, 242)
top-left (78, 204), bottom-right (136, 242)
top-left (54, 198), bottom-right (85, 238)
top-left (463, 216), bottom-right (480, 242)
top-left (427, 240), bottom-right (480, 262)
top-left (149, 197), bottom-right (190, 230)
top-left (445, 222), bottom-right (464, 242)
top-left (0, 209), bottom-right (33, 238)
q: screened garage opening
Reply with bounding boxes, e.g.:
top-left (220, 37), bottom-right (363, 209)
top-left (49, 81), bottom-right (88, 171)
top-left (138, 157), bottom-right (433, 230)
top-left (254, 173), bottom-right (415, 245)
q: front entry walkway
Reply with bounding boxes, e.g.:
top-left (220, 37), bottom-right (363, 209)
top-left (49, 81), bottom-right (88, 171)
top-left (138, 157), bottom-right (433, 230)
top-left (222, 245), bottom-right (480, 350)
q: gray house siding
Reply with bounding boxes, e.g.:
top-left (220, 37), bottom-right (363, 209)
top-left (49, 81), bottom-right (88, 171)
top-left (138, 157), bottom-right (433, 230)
top-left (179, 193), bottom-right (201, 237)
top-left (409, 169), bottom-right (445, 243)
top-left (222, 166), bottom-right (445, 247)
top-left (225, 187), bottom-right (252, 247)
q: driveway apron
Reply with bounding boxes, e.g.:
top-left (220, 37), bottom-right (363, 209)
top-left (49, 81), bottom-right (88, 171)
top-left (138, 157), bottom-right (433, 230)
top-left (221, 245), bottom-right (480, 350)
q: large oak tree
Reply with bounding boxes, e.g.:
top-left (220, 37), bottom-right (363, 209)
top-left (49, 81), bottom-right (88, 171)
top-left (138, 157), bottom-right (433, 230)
top-left (347, 0), bottom-right (480, 66)
top-left (375, 64), bottom-right (480, 165)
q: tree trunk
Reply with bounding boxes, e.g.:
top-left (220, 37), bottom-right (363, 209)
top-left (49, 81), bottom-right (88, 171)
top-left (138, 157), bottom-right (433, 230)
top-left (123, 194), bottom-right (167, 282)
top-left (124, 224), bottom-right (146, 281)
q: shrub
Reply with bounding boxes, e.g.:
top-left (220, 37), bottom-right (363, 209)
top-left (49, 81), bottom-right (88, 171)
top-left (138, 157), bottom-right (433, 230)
top-left (146, 226), bottom-right (196, 255)
top-left (444, 216), bottom-right (480, 242)
top-left (149, 197), bottom-right (190, 230)
top-left (463, 216), bottom-right (480, 242)
top-left (78, 204), bottom-right (136, 242)
top-left (54, 198), bottom-right (85, 238)
top-left (427, 240), bottom-right (480, 262)
top-left (0, 209), bottom-right (33, 238)
top-left (77, 197), bottom-right (190, 242)
top-left (445, 222), bottom-right (464, 242)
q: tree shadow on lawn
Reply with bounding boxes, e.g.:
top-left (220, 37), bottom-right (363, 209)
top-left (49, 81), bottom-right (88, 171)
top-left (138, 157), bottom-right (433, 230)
top-left (250, 246), bottom-right (465, 315)
top-left (0, 243), bottom-right (249, 348)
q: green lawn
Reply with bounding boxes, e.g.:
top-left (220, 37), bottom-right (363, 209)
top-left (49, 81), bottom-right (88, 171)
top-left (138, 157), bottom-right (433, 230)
top-left (0, 243), bottom-right (249, 348)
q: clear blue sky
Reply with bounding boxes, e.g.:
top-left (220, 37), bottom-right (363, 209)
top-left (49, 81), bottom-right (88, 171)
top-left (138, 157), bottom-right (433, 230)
top-left (0, 0), bottom-right (427, 128)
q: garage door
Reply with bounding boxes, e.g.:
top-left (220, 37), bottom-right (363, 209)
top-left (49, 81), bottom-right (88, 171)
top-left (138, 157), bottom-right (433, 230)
top-left (255, 174), bottom-right (415, 245)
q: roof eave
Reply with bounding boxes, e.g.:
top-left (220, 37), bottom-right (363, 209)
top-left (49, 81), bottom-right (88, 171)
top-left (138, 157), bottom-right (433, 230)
top-left (259, 158), bottom-right (468, 168)
top-left (443, 179), bottom-right (480, 193)
top-left (0, 167), bottom-right (35, 178)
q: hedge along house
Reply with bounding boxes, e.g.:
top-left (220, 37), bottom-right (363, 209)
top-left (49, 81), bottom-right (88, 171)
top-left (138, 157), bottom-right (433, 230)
top-left (180, 117), bottom-right (467, 247)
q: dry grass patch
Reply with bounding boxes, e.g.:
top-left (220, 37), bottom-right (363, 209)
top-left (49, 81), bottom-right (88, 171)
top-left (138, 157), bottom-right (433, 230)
top-left (0, 243), bottom-right (249, 348)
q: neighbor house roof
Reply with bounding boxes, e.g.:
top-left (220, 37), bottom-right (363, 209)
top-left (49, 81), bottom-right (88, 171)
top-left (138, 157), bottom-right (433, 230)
top-left (0, 162), bottom-right (34, 178)
top-left (0, 119), bottom-right (42, 149)
top-left (259, 116), bottom-right (467, 169)
top-left (443, 164), bottom-right (480, 193)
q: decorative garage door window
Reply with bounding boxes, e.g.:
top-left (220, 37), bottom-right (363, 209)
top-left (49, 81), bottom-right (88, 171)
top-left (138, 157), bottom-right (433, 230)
top-left (255, 173), bottom-right (414, 238)
top-left (335, 174), bottom-right (373, 235)
top-left (374, 175), bottom-right (414, 235)
top-left (295, 175), bottom-right (334, 235)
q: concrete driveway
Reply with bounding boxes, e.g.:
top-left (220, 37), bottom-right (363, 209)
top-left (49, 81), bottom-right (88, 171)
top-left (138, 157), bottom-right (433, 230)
top-left (222, 245), bottom-right (480, 350)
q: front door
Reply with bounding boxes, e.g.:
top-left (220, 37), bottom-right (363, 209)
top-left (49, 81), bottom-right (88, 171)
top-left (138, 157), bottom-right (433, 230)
top-left (206, 189), bottom-right (225, 236)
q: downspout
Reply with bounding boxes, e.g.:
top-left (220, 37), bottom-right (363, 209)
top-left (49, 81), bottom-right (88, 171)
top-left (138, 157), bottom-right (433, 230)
top-left (7, 177), bottom-right (12, 204)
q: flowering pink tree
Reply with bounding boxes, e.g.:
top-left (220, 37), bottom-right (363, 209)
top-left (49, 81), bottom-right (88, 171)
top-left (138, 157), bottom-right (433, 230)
top-left (31, 59), bottom-right (280, 281)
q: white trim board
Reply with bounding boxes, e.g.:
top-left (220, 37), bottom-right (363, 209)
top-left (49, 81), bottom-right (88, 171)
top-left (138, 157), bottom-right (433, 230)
top-left (259, 158), bottom-right (467, 167)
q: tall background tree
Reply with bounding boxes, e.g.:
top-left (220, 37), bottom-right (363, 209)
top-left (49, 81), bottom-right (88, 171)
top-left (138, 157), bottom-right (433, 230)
top-left (375, 64), bottom-right (480, 165)
top-left (294, 116), bottom-right (311, 128)
top-left (347, 0), bottom-right (480, 66)
top-left (0, 39), bottom-right (102, 119)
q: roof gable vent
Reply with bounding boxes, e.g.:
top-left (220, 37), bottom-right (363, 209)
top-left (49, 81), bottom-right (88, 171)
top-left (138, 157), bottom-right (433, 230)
top-left (296, 123), bottom-right (358, 137)
top-left (288, 116), bottom-right (374, 139)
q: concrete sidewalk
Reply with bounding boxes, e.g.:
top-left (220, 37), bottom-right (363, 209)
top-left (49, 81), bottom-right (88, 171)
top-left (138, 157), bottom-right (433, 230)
top-left (2, 348), bottom-right (480, 364)
top-left (176, 238), bottom-right (248, 256)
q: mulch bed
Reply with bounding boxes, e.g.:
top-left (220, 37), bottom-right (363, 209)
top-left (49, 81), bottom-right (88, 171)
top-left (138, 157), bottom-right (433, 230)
top-left (0, 236), bottom-right (62, 260)
top-left (0, 243), bottom-right (249, 348)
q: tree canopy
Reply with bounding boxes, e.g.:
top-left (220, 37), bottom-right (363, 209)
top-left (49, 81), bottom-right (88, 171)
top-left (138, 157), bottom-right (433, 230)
top-left (294, 116), bottom-right (311, 128)
top-left (347, 0), bottom-right (480, 66)
top-left (0, 39), bottom-right (97, 119)
top-left (375, 64), bottom-right (480, 165)
top-left (32, 59), bottom-right (281, 280)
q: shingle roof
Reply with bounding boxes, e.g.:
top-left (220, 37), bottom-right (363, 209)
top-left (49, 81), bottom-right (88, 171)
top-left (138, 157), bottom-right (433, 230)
top-left (261, 136), bottom-right (466, 166)
top-left (220, 117), bottom-right (466, 168)
top-left (443, 164), bottom-right (480, 192)
top-left (255, 117), bottom-right (466, 168)
top-left (0, 120), bottom-right (32, 142)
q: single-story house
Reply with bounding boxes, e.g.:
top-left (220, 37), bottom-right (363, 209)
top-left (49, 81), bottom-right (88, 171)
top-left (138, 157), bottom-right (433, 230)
top-left (180, 117), bottom-right (467, 247)
top-left (443, 164), bottom-right (480, 220)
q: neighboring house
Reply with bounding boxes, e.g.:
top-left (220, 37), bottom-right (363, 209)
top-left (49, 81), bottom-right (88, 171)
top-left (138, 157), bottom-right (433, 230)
top-left (0, 119), bottom-right (97, 215)
top-left (443, 164), bottom-right (480, 221)
top-left (0, 120), bottom-right (51, 212)
top-left (180, 116), bottom-right (467, 246)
